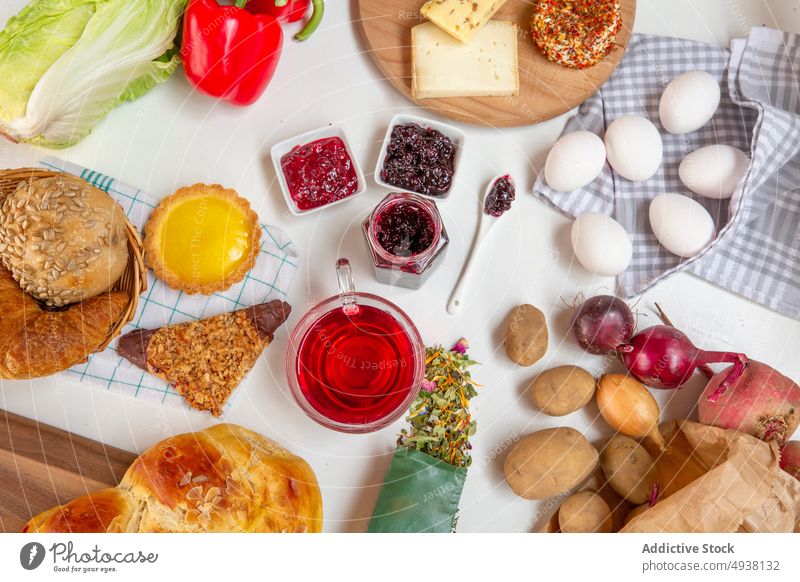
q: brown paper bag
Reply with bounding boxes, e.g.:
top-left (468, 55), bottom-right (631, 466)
top-left (623, 420), bottom-right (800, 533)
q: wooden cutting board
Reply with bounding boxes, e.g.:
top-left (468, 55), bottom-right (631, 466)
top-left (356, 0), bottom-right (636, 127)
top-left (0, 410), bottom-right (136, 532)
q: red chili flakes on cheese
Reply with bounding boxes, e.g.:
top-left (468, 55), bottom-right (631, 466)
top-left (531, 0), bottom-right (622, 69)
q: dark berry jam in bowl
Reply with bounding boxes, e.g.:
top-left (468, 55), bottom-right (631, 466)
top-left (285, 260), bottom-right (425, 434)
top-left (375, 114), bottom-right (465, 200)
top-left (271, 126), bottom-right (365, 215)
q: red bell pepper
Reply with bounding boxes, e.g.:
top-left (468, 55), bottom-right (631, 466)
top-left (247, 0), bottom-right (324, 41)
top-left (248, 0), bottom-right (308, 23)
top-left (182, 0), bottom-right (284, 106)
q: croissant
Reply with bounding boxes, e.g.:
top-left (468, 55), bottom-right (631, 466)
top-left (0, 266), bottom-right (128, 379)
top-left (23, 423), bottom-right (323, 533)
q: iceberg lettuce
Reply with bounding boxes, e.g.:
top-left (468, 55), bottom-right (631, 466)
top-left (0, 0), bottom-right (187, 148)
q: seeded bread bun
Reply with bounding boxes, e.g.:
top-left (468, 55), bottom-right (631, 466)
top-left (0, 175), bottom-right (129, 306)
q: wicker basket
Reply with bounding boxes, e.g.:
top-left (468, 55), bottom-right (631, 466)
top-left (0, 168), bottom-right (146, 354)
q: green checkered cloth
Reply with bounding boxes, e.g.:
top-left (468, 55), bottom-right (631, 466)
top-left (40, 157), bottom-right (298, 412)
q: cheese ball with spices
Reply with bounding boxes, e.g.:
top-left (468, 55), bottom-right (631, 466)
top-left (531, 0), bottom-right (622, 69)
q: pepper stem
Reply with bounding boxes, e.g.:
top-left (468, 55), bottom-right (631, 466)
top-left (295, 0), bottom-right (323, 41)
top-left (234, 0), bottom-right (248, 8)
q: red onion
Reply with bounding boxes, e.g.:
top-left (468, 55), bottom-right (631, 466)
top-left (699, 361), bottom-right (800, 444)
top-left (572, 295), bottom-right (635, 355)
top-left (648, 481), bottom-right (660, 508)
top-left (620, 325), bottom-right (749, 391)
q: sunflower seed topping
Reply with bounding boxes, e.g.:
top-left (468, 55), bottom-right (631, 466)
top-left (0, 175), bottom-right (129, 306)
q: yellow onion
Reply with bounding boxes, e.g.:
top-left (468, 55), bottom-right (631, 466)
top-left (596, 374), bottom-right (666, 450)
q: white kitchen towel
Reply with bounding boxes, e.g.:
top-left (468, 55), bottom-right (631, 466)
top-left (40, 157), bottom-right (298, 411)
top-left (533, 28), bottom-right (800, 319)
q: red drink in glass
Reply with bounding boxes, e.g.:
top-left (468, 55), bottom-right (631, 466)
top-left (286, 259), bottom-right (424, 433)
top-left (295, 304), bottom-right (417, 426)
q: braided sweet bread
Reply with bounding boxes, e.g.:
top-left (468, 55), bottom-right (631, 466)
top-left (23, 423), bottom-right (323, 533)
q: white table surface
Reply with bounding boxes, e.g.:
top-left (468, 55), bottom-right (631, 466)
top-left (1, 0), bottom-right (799, 533)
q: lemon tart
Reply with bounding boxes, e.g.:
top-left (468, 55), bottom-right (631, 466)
top-left (144, 184), bottom-right (260, 294)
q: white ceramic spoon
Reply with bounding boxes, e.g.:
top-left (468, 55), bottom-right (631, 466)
top-left (446, 175), bottom-right (515, 315)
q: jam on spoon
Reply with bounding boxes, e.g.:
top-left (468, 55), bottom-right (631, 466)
top-left (447, 174), bottom-right (516, 315)
top-left (484, 174), bottom-right (516, 217)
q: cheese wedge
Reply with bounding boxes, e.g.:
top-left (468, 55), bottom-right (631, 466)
top-left (421, 0), bottom-right (508, 43)
top-left (411, 20), bottom-right (519, 100)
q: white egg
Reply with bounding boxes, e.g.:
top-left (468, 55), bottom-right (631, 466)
top-left (659, 71), bottom-right (721, 134)
top-left (649, 193), bottom-right (716, 258)
top-left (604, 116), bottom-right (663, 182)
top-left (544, 131), bottom-right (606, 192)
top-left (679, 144), bottom-right (748, 199)
top-left (570, 213), bottom-right (633, 277)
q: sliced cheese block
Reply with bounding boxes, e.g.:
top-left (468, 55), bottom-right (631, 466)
top-left (421, 0), bottom-right (508, 43)
top-left (412, 20), bottom-right (519, 100)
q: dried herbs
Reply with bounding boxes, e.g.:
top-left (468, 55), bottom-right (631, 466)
top-left (398, 338), bottom-right (480, 468)
top-left (369, 337), bottom-right (480, 532)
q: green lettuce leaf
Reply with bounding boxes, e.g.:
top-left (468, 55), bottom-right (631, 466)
top-left (0, 0), bottom-right (101, 120)
top-left (0, 0), bottom-right (187, 148)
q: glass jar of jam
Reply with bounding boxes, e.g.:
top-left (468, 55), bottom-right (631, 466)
top-left (362, 193), bottom-right (449, 289)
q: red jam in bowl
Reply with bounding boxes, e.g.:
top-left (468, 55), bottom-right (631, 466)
top-left (280, 136), bottom-right (359, 211)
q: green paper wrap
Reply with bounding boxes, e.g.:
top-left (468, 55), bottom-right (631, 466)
top-left (368, 447), bottom-right (467, 533)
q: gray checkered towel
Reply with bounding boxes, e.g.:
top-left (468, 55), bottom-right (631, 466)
top-left (533, 28), bottom-right (800, 319)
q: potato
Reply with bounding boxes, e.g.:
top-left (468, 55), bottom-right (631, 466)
top-left (600, 435), bottom-right (656, 504)
top-left (530, 365), bottom-right (595, 416)
top-left (504, 304), bottom-right (548, 366)
top-left (558, 491), bottom-right (612, 533)
top-left (504, 427), bottom-right (598, 500)
top-left (624, 503), bottom-right (650, 526)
